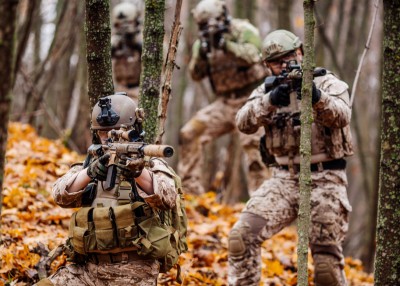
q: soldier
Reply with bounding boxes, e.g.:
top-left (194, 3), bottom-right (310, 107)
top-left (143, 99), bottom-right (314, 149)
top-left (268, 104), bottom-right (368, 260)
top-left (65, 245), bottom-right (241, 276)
top-left (111, 2), bottom-right (142, 101)
top-left (36, 94), bottom-right (182, 286)
top-left (178, 0), bottom-right (270, 195)
top-left (228, 30), bottom-right (353, 286)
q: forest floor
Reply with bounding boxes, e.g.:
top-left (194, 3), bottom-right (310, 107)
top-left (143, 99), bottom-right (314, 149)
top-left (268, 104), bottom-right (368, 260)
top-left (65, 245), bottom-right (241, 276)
top-left (0, 123), bottom-right (374, 286)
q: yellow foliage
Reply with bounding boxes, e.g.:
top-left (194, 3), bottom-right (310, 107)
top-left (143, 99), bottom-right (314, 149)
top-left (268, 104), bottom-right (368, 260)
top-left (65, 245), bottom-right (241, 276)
top-left (0, 123), bottom-right (374, 285)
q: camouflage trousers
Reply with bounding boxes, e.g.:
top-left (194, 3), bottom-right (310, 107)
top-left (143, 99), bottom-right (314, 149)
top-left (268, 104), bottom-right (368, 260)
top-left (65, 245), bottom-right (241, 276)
top-left (36, 260), bottom-right (159, 286)
top-left (228, 167), bottom-right (352, 286)
top-left (178, 96), bottom-right (269, 195)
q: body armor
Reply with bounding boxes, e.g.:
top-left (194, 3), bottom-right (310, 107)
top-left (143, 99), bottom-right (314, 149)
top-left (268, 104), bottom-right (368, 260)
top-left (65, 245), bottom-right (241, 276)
top-left (208, 50), bottom-right (266, 95)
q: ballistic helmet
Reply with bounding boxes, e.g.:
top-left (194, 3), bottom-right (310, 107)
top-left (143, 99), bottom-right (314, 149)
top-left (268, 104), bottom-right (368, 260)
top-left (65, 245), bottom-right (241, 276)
top-left (91, 93), bottom-right (137, 130)
top-left (112, 2), bottom-right (140, 28)
top-left (192, 0), bottom-right (227, 24)
top-left (262, 30), bottom-right (302, 61)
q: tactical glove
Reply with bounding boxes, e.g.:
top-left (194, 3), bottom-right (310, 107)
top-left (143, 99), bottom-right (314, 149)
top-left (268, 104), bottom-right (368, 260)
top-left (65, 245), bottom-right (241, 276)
top-left (87, 154), bottom-right (110, 181)
top-left (296, 82), bottom-right (321, 104)
top-left (270, 84), bottom-right (290, 107)
top-left (118, 157), bottom-right (146, 178)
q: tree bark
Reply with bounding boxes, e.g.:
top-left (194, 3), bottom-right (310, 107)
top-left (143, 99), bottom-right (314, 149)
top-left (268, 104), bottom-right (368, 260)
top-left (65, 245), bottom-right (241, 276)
top-left (297, 1), bottom-right (315, 285)
top-left (374, 1), bottom-right (400, 284)
top-left (139, 0), bottom-right (165, 143)
top-left (0, 0), bottom-right (19, 225)
top-left (86, 0), bottom-right (114, 110)
top-left (156, 0), bottom-right (183, 145)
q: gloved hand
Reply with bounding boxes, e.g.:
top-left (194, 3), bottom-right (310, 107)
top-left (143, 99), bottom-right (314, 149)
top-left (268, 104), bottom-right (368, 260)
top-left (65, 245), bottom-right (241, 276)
top-left (296, 82), bottom-right (321, 104)
top-left (118, 157), bottom-right (146, 178)
top-left (270, 84), bottom-right (290, 106)
top-left (87, 154), bottom-right (110, 181)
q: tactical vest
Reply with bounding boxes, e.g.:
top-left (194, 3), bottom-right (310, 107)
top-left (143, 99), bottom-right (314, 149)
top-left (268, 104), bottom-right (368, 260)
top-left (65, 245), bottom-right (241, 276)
top-left (208, 50), bottom-right (267, 96)
top-left (67, 159), bottom-right (188, 274)
top-left (263, 73), bottom-right (354, 162)
top-left (113, 49), bottom-right (141, 87)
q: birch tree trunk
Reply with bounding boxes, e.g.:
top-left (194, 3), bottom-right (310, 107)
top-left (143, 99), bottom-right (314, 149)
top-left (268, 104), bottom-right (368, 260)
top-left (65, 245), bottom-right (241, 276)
top-left (86, 0), bottom-right (114, 110)
top-left (139, 0), bottom-right (165, 143)
top-left (297, 1), bottom-right (315, 285)
top-left (0, 0), bottom-right (19, 224)
top-left (374, 1), bottom-right (400, 284)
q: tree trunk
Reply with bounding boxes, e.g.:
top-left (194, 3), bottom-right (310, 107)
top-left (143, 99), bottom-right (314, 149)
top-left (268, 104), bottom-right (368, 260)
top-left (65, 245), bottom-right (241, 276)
top-left (0, 0), bottom-right (19, 225)
top-left (277, 0), bottom-right (293, 30)
top-left (374, 1), bottom-right (400, 284)
top-left (86, 0), bottom-right (114, 110)
top-left (139, 0), bottom-right (165, 143)
top-left (297, 1), bottom-right (315, 285)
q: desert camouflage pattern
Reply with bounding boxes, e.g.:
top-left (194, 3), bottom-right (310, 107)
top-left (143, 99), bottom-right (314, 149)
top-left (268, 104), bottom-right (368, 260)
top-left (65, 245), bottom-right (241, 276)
top-left (111, 34), bottom-right (142, 101)
top-left (236, 72), bottom-right (354, 160)
top-left (46, 159), bottom-right (177, 285)
top-left (53, 158), bottom-right (177, 210)
top-left (228, 168), bottom-right (351, 285)
top-left (178, 95), bottom-right (269, 195)
top-left (179, 18), bottom-right (270, 195)
top-left (43, 260), bottom-right (159, 286)
top-left (229, 72), bottom-right (353, 285)
top-left (189, 18), bottom-right (269, 95)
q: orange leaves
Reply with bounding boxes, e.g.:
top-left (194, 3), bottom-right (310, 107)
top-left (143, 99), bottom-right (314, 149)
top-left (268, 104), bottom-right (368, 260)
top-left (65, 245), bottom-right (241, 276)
top-left (0, 123), bottom-right (374, 285)
top-left (1, 123), bottom-right (79, 285)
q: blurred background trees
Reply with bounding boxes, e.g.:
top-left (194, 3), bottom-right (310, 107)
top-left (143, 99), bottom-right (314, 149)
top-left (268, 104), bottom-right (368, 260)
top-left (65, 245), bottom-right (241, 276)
top-left (8, 0), bottom-right (383, 272)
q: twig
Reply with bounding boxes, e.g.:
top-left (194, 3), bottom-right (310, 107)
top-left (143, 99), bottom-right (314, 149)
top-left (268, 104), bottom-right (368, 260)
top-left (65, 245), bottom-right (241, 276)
top-left (155, 0), bottom-right (183, 144)
top-left (19, 68), bottom-right (81, 153)
top-left (350, 0), bottom-right (380, 107)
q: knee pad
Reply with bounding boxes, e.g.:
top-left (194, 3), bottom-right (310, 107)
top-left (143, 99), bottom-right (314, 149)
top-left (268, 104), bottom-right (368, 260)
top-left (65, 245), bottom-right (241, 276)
top-left (313, 254), bottom-right (347, 286)
top-left (228, 229), bottom-right (246, 258)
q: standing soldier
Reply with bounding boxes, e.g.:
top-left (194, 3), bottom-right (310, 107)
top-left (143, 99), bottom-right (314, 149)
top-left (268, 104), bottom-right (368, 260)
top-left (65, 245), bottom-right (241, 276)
top-left (111, 2), bottom-right (142, 101)
top-left (178, 0), bottom-right (270, 195)
top-left (35, 94), bottom-right (186, 286)
top-left (228, 30), bottom-right (353, 286)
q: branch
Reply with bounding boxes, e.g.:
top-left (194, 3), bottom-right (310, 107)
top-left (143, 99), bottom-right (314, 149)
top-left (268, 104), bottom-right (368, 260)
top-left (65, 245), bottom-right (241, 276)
top-left (155, 0), bottom-right (183, 144)
top-left (350, 0), bottom-right (380, 107)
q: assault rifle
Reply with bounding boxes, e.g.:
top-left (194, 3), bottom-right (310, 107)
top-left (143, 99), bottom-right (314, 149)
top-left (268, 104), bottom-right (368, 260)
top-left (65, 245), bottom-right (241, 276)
top-left (112, 23), bottom-right (142, 58)
top-left (199, 18), bottom-right (229, 55)
top-left (264, 61), bottom-right (327, 113)
top-left (88, 126), bottom-right (174, 192)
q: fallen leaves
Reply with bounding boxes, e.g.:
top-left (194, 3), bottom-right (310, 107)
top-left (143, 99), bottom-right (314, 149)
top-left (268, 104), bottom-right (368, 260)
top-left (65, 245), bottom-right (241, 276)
top-left (0, 123), bottom-right (374, 285)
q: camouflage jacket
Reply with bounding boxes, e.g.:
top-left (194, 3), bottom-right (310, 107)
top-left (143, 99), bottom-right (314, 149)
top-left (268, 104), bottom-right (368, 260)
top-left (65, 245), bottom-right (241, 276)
top-left (52, 158), bottom-right (177, 210)
top-left (236, 72), bottom-right (354, 162)
top-left (189, 18), bottom-right (268, 96)
top-left (111, 34), bottom-right (142, 87)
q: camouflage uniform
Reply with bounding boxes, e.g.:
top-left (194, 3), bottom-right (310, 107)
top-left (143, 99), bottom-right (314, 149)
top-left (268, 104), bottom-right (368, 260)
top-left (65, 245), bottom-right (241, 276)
top-left (111, 2), bottom-right (142, 102)
top-left (228, 72), bottom-right (354, 286)
top-left (38, 158), bottom-right (177, 286)
top-left (178, 18), bottom-right (270, 195)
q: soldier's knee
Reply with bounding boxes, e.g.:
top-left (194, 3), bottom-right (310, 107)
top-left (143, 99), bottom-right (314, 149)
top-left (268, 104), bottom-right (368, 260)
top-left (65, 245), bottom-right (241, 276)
top-left (228, 229), bottom-right (246, 258)
top-left (179, 120), bottom-right (205, 145)
top-left (312, 244), bottom-right (347, 286)
top-left (229, 213), bottom-right (267, 259)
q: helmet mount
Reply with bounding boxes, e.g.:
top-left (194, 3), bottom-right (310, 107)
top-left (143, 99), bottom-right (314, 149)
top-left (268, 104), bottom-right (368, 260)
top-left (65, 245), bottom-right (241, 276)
top-left (96, 98), bottom-right (120, 127)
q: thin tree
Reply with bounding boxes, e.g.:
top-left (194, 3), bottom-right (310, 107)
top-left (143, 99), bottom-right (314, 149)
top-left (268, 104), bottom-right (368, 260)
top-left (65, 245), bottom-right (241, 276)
top-left (297, 1), bottom-right (315, 285)
top-left (86, 0), bottom-right (114, 110)
top-left (139, 0), bottom-right (165, 143)
top-left (374, 1), bottom-right (400, 285)
top-left (0, 0), bottom-right (20, 226)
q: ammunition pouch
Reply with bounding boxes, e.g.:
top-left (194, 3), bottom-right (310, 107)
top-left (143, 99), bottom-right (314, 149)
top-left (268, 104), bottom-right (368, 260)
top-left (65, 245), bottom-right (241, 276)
top-left (68, 202), bottom-right (173, 261)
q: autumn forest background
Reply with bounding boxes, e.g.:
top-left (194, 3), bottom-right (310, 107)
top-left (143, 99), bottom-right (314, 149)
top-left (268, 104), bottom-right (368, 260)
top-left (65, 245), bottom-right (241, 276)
top-left (0, 0), bottom-right (398, 285)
